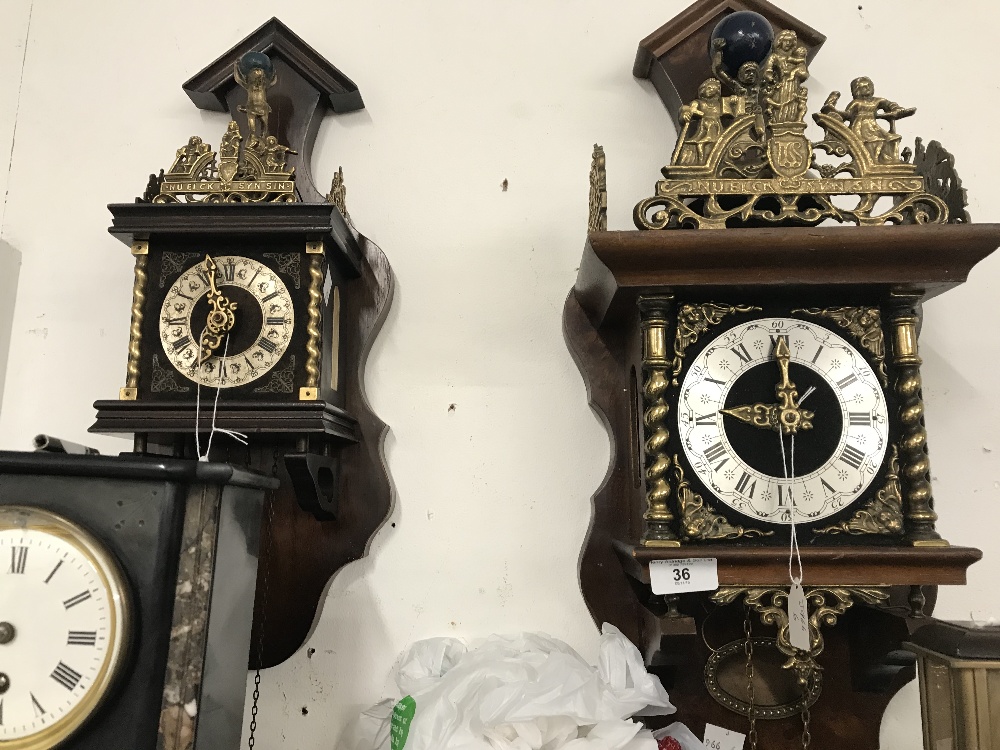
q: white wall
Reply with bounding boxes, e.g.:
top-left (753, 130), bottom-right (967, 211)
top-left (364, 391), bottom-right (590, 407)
top-left (1, 2), bottom-right (998, 748)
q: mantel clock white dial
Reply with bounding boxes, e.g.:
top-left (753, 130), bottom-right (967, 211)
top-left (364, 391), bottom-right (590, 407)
top-left (678, 317), bottom-right (889, 524)
top-left (0, 507), bottom-right (131, 749)
top-left (159, 255), bottom-right (295, 388)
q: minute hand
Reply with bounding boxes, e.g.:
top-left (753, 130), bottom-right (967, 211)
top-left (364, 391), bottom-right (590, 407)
top-left (773, 337), bottom-right (813, 434)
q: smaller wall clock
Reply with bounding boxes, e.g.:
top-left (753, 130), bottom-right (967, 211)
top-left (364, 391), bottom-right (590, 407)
top-left (90, 18), bottom-right (396, 669)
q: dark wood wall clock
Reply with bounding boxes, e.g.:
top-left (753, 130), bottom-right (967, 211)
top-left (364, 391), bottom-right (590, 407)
top-left (89, 18), bottom-right (394, 671)
top-left (567, 1), bottom-right (1000, 747)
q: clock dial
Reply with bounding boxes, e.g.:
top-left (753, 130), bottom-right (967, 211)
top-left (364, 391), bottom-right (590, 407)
top-left (0, 507), bottom-right (130, 749)
top-left (678, 317), bottom-right (888, 524)
top-left (159, 255), bottom-right (294, 388)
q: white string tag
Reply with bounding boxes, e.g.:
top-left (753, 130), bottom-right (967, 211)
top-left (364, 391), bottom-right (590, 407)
top-left (780, 385), bottom-right (814, 653)
top-left (788, 581), bottom-right (810, 651)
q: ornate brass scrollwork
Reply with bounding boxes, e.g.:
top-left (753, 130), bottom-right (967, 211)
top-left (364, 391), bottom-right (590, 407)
top-left (791, 306), bottom-right (888, 385)
top-left (674, 459), bottom-right (772, 541)
top-left (712, 587), bottom-right (889, 686)
top-left (815, 446), bottom-right (904, 536)
top-left (672, 303), bottom-right (760, 385)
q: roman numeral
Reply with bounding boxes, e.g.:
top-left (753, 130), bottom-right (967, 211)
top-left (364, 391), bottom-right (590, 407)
top-left (836, 373), bottom-right (859, 389)
top-left (735, 471), bottom-right (756, 498)
top-left (0, 698), bottom-right (3, 725)
top-left (50, 662), bottom-right (82, 691)
top-left (811, 345), bottom-right (824, 364)
top-left (171, 335), bottom-right (193, 353)
top-left (770, 334), bottom-right (790, 353)
top-left (44, 559), bottom-right (63, 583)
top-left (243, 355), bottom-right (258, 373)
top-left (222, 260), bottom-right (236, 281)
top-left (694, 412), bottom-right (716, 426)
top-left (195, 268), bottom-right (215, 288)
top-left (777, 483), bottom-right (789, 506)
top-left (265, 316), bottom-right (288, 326)
top-left (67, 630), bottom-right (97, 646)
top-left (31, 693), bottom-right (44, 717)
top-left (820, 477), bottom-right (837, 496)
top-left (63, 591), bottom-right (92, 609)
top-left (162, 316), bottom-right (186, 326)
top-left (8, 546), bottom-right (27, 574)
top-left (839, 444), bottom-right (867, 470)
top-left (261, 290), bottom-right (281, 303)
top-left (730, 343), bottom-right (752, 364)
top-left (257, 337), bottom-right (278, 354)
top-left (704, 376), bottom-right (726, 386)
top-left (848, 412), bottom-right (871, 426)
top-left (703, 442), bottom-right (730, 471)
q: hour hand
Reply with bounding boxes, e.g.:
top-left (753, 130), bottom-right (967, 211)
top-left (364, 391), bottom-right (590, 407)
top-left (721, 402), bottom-right (814, 433)
top-left (199, 255), bottom-right (238, 363)
top-left (720, 403), bottom-right (780, 431)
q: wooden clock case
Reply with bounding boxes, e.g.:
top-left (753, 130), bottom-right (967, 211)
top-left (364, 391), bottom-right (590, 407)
top-left (565, 3), bottom-right (1000, 745)
top-left (89, 19), bottom-right (394, 669)
top-left (0, 450), bottom-right (275, 749)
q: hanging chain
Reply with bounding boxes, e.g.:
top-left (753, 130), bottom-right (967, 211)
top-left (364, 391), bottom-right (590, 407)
top-left (743, 606), bottom-right (758, 750)
top-left (800, 702), bottom-right (812, 749)
top-left (248, 446), bottom-right (280, 750)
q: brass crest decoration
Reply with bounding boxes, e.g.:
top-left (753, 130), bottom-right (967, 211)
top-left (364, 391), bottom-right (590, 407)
top-left (634, 16), bottom-right (966, 230)
top-left (152, 52), bottom-right (297, 203)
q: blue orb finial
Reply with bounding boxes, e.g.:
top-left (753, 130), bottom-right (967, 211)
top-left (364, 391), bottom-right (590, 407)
top-left (709, 11), bottom-right (774, 79)
top-left (237, 51), bottom-right (274, 79)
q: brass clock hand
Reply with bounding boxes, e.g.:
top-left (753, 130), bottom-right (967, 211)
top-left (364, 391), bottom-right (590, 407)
top-left (773, 337), bottom-right (813, 434)
top-left (198, 255), bottom-right (238, 364)
top-left (720, 402), bottom-right (780, 431)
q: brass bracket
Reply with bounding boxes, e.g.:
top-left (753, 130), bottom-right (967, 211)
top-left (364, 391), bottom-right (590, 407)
top-left (305, 240), bottom-right (324, 255)
top-left (131, 241), bottom-right (149, 256)
top-left (712, 586), bottom-right (890, 686)
top-left (119, 387), bottom-right (138, 401)
top-left (299, 387), bottom-right (318, 401)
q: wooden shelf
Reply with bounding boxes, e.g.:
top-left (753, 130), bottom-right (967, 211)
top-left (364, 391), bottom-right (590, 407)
top-left (576, 224), bottom-right (1000, 326)
top-left (614, 540), bottom-right (982, 588)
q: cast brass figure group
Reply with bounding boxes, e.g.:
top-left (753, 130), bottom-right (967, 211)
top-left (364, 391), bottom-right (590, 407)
top-left (634, 28), bottom-right (961, 229)
top-left (152, 53), bottom-right (298, 204)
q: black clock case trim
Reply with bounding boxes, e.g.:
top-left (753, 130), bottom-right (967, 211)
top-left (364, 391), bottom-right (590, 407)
top-left (0, 451), bottom-right (275, 749)
top-left (666, 304), bottom-right (900, 544)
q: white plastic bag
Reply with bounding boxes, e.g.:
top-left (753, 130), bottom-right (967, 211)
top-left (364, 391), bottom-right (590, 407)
top-left (347, 623), bottom-right (674, 750)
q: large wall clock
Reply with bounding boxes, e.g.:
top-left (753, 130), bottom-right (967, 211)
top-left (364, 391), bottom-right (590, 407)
top-left (565, 3), bottom-right (1000, 748)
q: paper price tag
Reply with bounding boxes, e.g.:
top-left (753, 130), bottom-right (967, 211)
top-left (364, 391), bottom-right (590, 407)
top-left (650, 558), bottom-right (719, 594)
top-left (704, 723), bottom-right (745, 750)
top-left (788, 582), bottom-right (810, 651)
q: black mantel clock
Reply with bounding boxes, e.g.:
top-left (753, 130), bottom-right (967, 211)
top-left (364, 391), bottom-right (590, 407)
top-left (0, 450), bottom-right (275, 750)
top-left (90, 19), bottom-right (394, 670)
top-left (567, 1), bottom-right (1000, 748)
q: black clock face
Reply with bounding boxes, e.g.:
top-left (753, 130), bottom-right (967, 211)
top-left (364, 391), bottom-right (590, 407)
top-left (159, 255), bottom-right (294, 388)
top-left (677, 317), bottom-right (888, 524)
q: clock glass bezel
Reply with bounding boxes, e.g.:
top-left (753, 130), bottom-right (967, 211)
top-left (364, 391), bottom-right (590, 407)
top-left (0, 506), bottom-right (132, 750)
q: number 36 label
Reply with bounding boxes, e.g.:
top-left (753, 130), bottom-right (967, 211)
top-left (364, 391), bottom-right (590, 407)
top-left (649, 558), bottom-right (719, 594)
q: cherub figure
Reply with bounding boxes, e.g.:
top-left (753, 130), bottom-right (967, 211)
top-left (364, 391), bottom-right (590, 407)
top-left (762, 31), bottom-right (809, 126)
top-left (168, 136), bottom-right (210, 175)
top-left (219, 121), bottom-right (242, 160)
top-left (674, 78), bottom-right (736, 165)
top-left (821, 76), bottom-right (915, 164)
top-left (263, 135), bottom-right (296, 172)
top-left (234, 60), bottom-right (277, 140)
